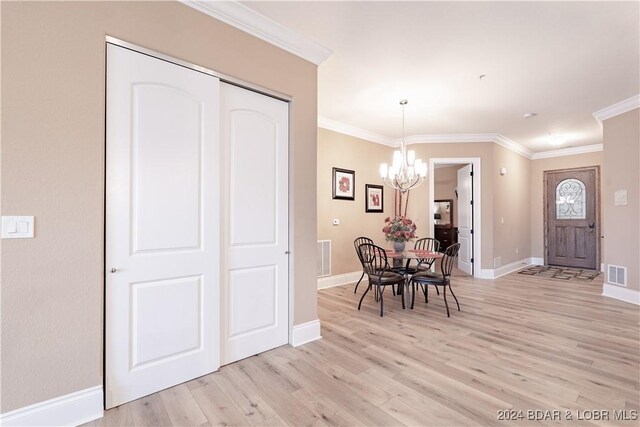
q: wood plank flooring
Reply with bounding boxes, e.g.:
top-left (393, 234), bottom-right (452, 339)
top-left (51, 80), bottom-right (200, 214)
top-left (88, 270), bottom-right (639, 426)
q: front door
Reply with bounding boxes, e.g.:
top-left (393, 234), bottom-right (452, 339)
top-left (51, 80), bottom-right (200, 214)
top-left (457, 164), bottom-right (473, 275)
top-left (105, 44), bottom-right (220, 408)
top-left (545, 166), bottom-right (599, 269)
top-left (219, 83), bottom-right (289, 365)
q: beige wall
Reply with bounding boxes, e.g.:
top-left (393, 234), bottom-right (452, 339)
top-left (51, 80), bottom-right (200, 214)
top-left (1, 1), bottom-right (318, 412)
top-left (434, 165), bottom-right (462, 226)
top-left (530, 152), bottom-right (603, 260)
top-left (317, 128), bottom-right (395, 275)
top-left (603, 108), bottom-right (639, 292)
top-left (317, 135), bottom-right (499, 272)
top-left (492, 144), bottom-right (532, 267)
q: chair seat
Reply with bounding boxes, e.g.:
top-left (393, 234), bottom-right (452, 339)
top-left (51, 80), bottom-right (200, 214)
top-left (391, 266), bottom-right (418, 276)
top-left (370, 271), bottom-right (405, 284)
top-left (411, 271), bottom-right (446, 284)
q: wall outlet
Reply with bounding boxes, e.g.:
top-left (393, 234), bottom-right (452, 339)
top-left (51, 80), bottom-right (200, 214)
top-left (332, 219), bottom-right (340, 226)
top-left (515, 247), bottom-right (519, 254)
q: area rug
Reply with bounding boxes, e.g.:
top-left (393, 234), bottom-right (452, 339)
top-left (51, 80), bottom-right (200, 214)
top-left (517, 265), bottom-right (601, 282)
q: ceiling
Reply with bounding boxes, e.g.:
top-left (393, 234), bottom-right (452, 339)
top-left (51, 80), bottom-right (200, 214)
top-left (241, 1), bottom-right (639, 152)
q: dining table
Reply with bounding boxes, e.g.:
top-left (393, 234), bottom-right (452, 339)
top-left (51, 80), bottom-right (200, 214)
top-left (384, 249), bottom-right (444, 297)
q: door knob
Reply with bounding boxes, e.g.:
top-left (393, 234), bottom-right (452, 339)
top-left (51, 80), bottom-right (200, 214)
top-left (589, 222), bottom-right (595, 228)
top-left (110, 268), bottom-right (118, 273)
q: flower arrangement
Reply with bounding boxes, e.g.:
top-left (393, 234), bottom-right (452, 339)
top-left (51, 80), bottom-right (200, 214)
top-left (382, 216), bottom-right (417, 243)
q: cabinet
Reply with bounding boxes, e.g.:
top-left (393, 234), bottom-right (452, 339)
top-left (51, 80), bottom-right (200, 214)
top-left (435, 225), bottom-right (458, 252)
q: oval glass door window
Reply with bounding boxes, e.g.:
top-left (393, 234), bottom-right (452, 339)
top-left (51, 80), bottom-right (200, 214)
top-left (555, 178), bottom-right (586, 219)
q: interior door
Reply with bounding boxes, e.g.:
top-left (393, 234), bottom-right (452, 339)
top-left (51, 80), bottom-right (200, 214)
top-left (545, 167), bottom-right (599, 269)
top-left (457, 164), bottom-right (473, 275)
top-left (105, 44), bottom-right (220, 408)
top-left (220, 83), bottom-right (289, 365)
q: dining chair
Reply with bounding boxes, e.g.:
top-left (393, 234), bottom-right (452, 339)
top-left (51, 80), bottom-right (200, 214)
top-left (353, 236), bottom-right (373, 294)
top-left (409, 243), bottom-right (461, 317)
top-left (414, 237), bottom-right (441, 271)
top-left (357, 243), bottom-right (407, 317)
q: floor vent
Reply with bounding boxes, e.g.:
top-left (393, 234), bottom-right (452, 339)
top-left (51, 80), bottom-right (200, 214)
top-left (317, 240), bottom-right (331, 277)
top-left (607, 264), bottom-right (627, 286)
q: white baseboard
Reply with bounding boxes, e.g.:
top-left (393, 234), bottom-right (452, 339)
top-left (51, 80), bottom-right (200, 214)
top-left (0, 386), bottom-right (103, 427)
top-left (530, 257), bottom-right (544, 265)
top-left (317, 271), bottom-right (362, 289)
top-left (602, 283), bottom-right (640, 305)
top-left (475, 258), bottom-right (533, 279)
top-left (291, 319), bottom-right (322, 347)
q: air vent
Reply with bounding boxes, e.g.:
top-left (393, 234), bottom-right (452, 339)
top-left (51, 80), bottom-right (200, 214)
top-left (607, 264), bottom-right (627, 286)
top-left (317, 240), bottom-right (331, 277)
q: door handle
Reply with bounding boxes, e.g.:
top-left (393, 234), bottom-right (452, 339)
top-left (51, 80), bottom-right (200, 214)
top-left (110, 268), bottom-right (118, 273)
top-left (589, 222), bottom-right (595, 228)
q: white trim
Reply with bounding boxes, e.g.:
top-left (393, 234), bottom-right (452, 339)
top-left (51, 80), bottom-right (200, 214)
top-left (317, 271), bottom-right (363, 290)
top-left (429, 157), bottom-right (482, 278)
top-left (602, 283), bottom-right (640, 305)
top-left (593, 94), bottom-right (640, 122)
top-left (493, 134), bottom-right (534, 159)
top-left (291, 320), bottom-right (322, 347)
top-left (531, 144), bottom-right (603, 160)
top-left (180, 1), bottom-right (332, 66)
top-left (318, 116), bottom-right (394, 146)
top-left (0, 386), bottom-right (103, 427)
top-left (530, 257), bottom-right (544, 265)
top-left (317, 117), bottom-right (615, 160)
top-left (402, 133), bottom-right (496, 145)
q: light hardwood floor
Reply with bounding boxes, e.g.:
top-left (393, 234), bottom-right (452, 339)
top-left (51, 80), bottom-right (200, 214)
top-left (89, 270), bottom-right (639, 426)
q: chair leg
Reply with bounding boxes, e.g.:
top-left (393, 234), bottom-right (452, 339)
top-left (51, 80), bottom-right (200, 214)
top-left (354, 272), bottom-right (365, 293)
top-left (379, 286), bottom-right (384, 317)
top-left (401, 282), bottom-right (406, 310)
top-left (424, 284), bottom-right (429, 303)
top-left (358, 283), bottom-right (371, 310)
top-left (435, 286), bottom-right (440, 296)
top-left (449, 285), bottom-right (460, 311)
top-left (411, 282), bottom-right (416, 309)
top-left (442, 285), bottom-right (450, 317)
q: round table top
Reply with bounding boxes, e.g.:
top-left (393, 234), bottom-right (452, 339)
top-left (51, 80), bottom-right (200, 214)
top-left (385, 249), bottom-right (444, 259)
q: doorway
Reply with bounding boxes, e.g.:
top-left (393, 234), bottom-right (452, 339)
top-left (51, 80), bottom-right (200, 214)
top-left (429, 158), bottom-right (481, 277)
top-left (544, 166), bottom-right (600, 270)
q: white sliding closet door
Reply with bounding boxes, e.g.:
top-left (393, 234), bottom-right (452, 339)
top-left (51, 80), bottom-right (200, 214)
top-left (220, 83), bottom-right (289, 365)
top-left (105, 44), bottom-right (220, 408)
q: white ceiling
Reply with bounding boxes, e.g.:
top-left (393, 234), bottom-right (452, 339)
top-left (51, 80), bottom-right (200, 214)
top-left (241, 1), bottom-right (639, 152)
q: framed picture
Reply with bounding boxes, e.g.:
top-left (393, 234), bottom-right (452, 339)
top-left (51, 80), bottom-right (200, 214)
top-left (365, 184), bottom-right (384, 212)
top-left (332, 167), bottom-right (355, 200)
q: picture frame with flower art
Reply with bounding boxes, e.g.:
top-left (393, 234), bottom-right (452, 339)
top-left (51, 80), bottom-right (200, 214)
top-left (332, 167), bottom-right (355, 200)
top-left (365, 184), bottom-right (384, 212)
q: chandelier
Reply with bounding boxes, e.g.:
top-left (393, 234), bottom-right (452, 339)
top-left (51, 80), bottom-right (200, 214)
top-left (379, 100), bottom-right (427, 193)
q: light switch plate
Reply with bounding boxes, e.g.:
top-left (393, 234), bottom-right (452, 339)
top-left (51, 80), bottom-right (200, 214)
top-left (2, 216), bottom-right (35, 239)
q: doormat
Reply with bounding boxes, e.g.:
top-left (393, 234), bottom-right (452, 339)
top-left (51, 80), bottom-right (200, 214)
top-left (517, 265), bottom-right (601, 282)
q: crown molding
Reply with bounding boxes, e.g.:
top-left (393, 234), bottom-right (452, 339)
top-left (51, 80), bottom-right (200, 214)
top-left (531, 144), bottom-right (603, 160)
top-left (493, 134), bottom-right (534, 159)
top-left (401, 133), bottom-right (497, 145)
top-left (180, 1), bottom-right (332, 66)
top-left (593, 94), bottom-right (640, 122)
top-left (318, 117), bottom-right (606, 160)
top-left (318, 116), bottom-right (395, 146)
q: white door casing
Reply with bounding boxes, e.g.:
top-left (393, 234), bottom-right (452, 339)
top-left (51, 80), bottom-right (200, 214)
top-left (220, 83), bottom-right (289, 365)
top-left (105, 44), bottom-right (220, 408)
top-left (457, 164), bottom-right (473, 275)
